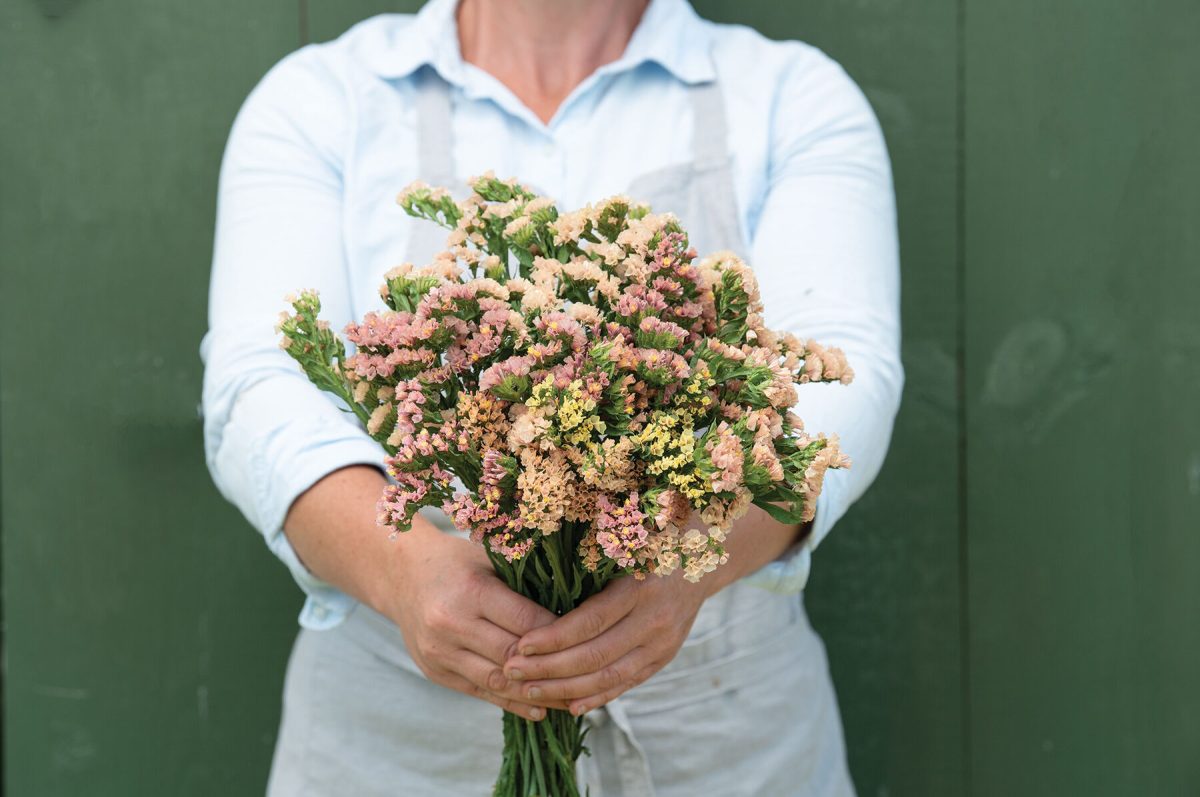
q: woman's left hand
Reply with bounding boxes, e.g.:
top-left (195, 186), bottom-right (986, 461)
top-left (504, 506), bottom-right (809, 714)
top-left (502, 572), bottom-right (710, 716)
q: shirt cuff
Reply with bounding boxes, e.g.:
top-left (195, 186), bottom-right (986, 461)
top-left (268, 530), bottom-right (360, 630)
top-left (259, 432), bottom-right (386, 630)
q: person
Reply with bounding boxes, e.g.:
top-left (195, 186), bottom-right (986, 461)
top-left (201, 0), bottom-right (903, 793)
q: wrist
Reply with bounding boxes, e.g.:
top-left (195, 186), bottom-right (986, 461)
top-left (365, 515), bottom-right (444, 618)
top-left (702, 508), bottom-right (810, 598)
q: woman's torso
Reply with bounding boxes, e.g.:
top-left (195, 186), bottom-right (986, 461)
top-left (315, 0), bottom-right (812, 322)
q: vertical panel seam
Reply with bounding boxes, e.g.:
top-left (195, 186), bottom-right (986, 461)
top-left (0, 149), bottom-right (6, 793)
top-left (0, 284), bottom-right (6, 795)
top-left (298, 0), bottom-right (310, 46)
top-left (955, 0), bottom-right (973, 793)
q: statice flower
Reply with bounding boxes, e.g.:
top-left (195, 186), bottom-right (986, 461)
top-left (594, 493), bottom-right (650, 568)
top-left (706, 423), bottom-right (745, 493)
top-left (277, 172), bottom-right (857, 797)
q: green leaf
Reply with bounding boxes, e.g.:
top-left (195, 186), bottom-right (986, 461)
top-left (753, 496), bottom-right (807, 525)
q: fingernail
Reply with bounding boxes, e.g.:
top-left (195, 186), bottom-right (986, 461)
top-left (508, 668), bottom-right (525, 681)
top-left (530, 707), bottom-right (544, 720)
top-left (521, 645), bottom-right (537, 656)
top-left (528, 686), bottom-right (542, 700)
top-left (571, 704), bottom-right (586, 716)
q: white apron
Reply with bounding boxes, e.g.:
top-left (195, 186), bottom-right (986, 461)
top-left (266, 65), bottom-right (856, 797)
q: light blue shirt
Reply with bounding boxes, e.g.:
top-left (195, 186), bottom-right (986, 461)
top-left (201, 0), bottom-right (903, 630)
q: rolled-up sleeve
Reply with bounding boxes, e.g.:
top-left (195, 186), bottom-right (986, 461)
top-left (741, 48), bottom-right (904, 594)
top-left (201, 46), bottom-right (382, 629)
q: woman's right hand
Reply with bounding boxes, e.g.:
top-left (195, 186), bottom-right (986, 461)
top-left (378, 526), bottom-right (565, 721)
top-left (284, 465), bottom-right (560, 721)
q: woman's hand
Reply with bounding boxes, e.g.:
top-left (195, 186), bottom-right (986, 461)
top-left (501, 505), bottom-right (811, 715)
top-left (501, 572), bottom-right (710, 716)
top-left (381, 529), bottom-right (571, 721)
top-left (285, 468), bottom-right (807, 720)
top-left (285, 466), bottom-right (564, 721)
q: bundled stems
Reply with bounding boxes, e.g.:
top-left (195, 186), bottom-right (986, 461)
top-left (494, 710), bottom-right (588, 797)
top-left (490, 523), bottom-right (613, 797)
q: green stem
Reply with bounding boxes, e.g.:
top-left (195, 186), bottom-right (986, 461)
top-left (491, 525), bottom-right (603, 797)
top-left (494, 709), bottom-right (586, 797)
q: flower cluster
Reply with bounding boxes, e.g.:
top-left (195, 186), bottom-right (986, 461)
top-left (279, 173), bottom-right (852, 585)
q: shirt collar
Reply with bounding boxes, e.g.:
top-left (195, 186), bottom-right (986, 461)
top-left (364, 0), bottom-right (715, 86)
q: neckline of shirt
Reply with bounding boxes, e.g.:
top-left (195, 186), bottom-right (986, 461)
top-left (362, 0), bottom-right (716, 134)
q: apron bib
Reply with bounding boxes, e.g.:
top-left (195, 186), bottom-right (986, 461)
top-left (267, 65), bottom-right (855, 797)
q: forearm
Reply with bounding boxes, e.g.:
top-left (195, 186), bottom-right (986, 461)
top-left (700, 506), bottom-right (813, 599)
top-left (286, 470), bottom-right (565, 721)
top-left (282, 464), bottom-right (440, 616)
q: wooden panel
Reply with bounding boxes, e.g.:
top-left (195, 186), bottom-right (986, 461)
top-left (693, 3), bottom-right (966, 795)
top-left (0, 0), bottom-right (967, 794)
top-left (7, 0), bottom-right (1198, 793)
top-left (964, 1), bottom-right (1200, 794)
top-left (302, 0), bottom-right (417, 43)
top-left (0, 2), bottom-right (303, 794)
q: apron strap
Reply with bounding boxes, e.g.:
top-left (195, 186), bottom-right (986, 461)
top-left (414, 67), bottom-right (457, 187)
top-left (403, 67), bottom-right (462, 273)
top-left (688, 80), bottom-right (731, 169)
top-left (580, 701), bottom-right (658, 797)
top-left (686, 77), bottom-right (749, 255)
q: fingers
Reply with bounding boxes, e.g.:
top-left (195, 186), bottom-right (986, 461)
top-left (477, 578), bottom-right (558, 637)
top-left (516, 581), bottom-right (637, 656)
top-left (513, 647), bottom-right (651, 704)
top-left (504, 620), bottom-right (639, 681)
top-left (447, 650), bottom-right (570, 717)
top-left (567, 660), bottom-right (663, 717)
top-left (453, 648), bottom-right (523, 696)
top-left (435, 669), bottom-right (549, 722)
top-left (459, 619), bottom-right (521, 667)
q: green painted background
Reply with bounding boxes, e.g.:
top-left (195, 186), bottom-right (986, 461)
top-left (1, 0), bottom-right (1196, 794)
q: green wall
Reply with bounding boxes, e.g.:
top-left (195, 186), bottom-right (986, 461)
top-left (1, 1), bottom-right (1196, 794)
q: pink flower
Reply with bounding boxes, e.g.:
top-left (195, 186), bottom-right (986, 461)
top-left (707, 423), bottom-right (744, 493)
top-left (800, 435), bottom-right (852, 522)
top-left (633, 348), bottom-right (691, 384)
top-left (744, 408), bottom-right (784, 438)
top-left (376, 465), bottom-right (454, 534)
top-left (595, 493), bottom-right (650, 568)
top-left (534, 312), bottom-right (588, 354)
top-left (799, 340), bottom-right (855, 384)
top-left (653, 489), bottom-right (691, 532)
top-left (636, 316), bottom-right (688, 349)
top-left (480, 355), bottom-right (535, 393)
top-left (344, 311), bottom-right (439, 350)
top-left (752, 437), bottom-right (785, 482)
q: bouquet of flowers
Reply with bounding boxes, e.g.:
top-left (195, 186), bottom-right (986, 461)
top-left (277, 173), bottom-right (852, 797)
